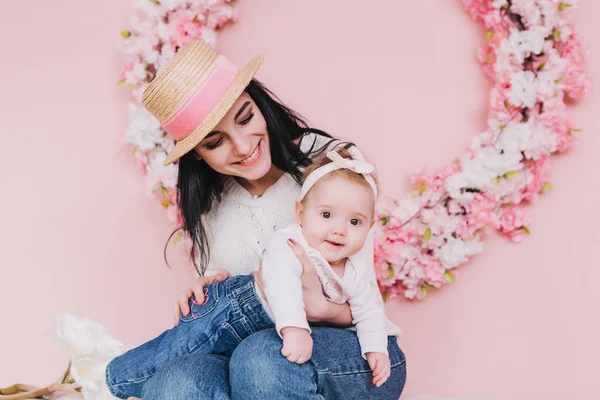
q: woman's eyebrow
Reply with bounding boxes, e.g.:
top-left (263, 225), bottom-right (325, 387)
top-left (234, 101), bottom-right (251, 120)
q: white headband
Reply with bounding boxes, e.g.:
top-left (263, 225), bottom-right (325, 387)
top-left (299, 151), bottom-right (378, 201)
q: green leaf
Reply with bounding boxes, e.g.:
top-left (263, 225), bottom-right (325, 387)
top-left (486, 30), bottom-right (494, 40)
top-left (120, 30), bottom-right (131, 38)
top-left (381, 215), bottom-right (389, 226)
top-left (559, 2), bottom-right (573, 12)
top-left (149, 0), bottom-right (159, 3)
top-left (418, 183), bottom-right (427, 195)
top-left (161, 186), bottom-right (169, 197)
top-left (381, 290), bottom-right (388, 303)
top-left (443, 270), bottom-right (455, 283)
top-left (387, 266), bottom-right (394, 280)
top-left (520, 226), bottom-right (531, 235)
top-left (173, 231), bottom-right (182, 244)
top-left (117, 78), bottom-right (126, 87)
top-left (555, 76), bottom-right (564, 83)
top-left (420, 285), bottom-right (428, 296)
top-left (553, 29), bottom-right (560, 39)
top-left (494, 176), bottom-right (501, 184)
top-left (424, 228), bottom-right (432, 243)
top-left (538, 62), bottom-right (546, 71)
top-left (503, 171), bottom-right (520, 180)
top-left (160, 200), bottom-right (171, 207)
top-left (542, 182), bottom-right (553, 192)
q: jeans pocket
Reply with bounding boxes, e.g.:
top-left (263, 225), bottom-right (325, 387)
top-left (180, 283), bottom-right (219, 322)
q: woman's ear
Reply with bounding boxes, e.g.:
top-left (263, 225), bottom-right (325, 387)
top-left (294, 201), bottom-right (304, 225)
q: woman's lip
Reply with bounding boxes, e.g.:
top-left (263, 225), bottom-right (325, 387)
top-left (235, 140), bottom-right (262, 166)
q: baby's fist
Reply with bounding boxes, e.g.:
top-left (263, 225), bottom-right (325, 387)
top-left (281, 327), bottom-right (313, 364)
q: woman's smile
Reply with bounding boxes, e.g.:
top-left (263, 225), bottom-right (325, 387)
top-left (234, 139), bottom-right (262, 166)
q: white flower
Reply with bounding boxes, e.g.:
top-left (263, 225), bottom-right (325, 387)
top-left (491, 0), bottom-right (507, 8)
top-left (156, 44), bottom-right (177, 73)
top-left (55, 314), bottom-right (125, 359)
top-left (125, 102), bottom-right (165, 151)
top-left (500, 27), bottom-right (547, 64)
top-left (507, 70), bottom-right (537, 108)
top-left (434, 237), bottom-right (484, 269)
top-left (147, 151), bottom-right (179, 193)
top-left (201, 27), bottom-right (218, 47)
top-left (445, 147), bottom-right (523, 203)
top-left (390, 195), bottom-right (424, 223)
top-left (510, 0), bottom-right (542, 27)
top-left (495, 120), bottom-right (556, 160)
top-left (539, 0), bottom-right (561, 30)
top-left (55, 314), bottom-right (126, 400)
top-left (124, 62), bottom-right (147, 86)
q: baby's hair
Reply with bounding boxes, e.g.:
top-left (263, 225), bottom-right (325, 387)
top-left (301, 145), bottom-right (379, 199)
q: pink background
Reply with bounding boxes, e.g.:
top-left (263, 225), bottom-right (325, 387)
top-left (1, 1), bottom-right (599, 398)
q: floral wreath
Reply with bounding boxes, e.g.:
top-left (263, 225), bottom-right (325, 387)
top-left (119, 0), bottom-right (590, 301)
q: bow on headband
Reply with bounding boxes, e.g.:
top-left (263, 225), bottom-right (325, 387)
top-left (326, 151), bottom-right (375, 175)
top-left (299, 150), bottom-right (378, 200)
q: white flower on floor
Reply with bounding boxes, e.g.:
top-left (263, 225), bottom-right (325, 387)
top-left (55, 313), bottom-right (126, 400)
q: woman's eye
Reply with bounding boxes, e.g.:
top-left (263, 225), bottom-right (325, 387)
top-left (321, 212), bottom-right (331, 219)
top-left (239, 113), bottom-right (254, 125)
top-left (206, 138), bottom-right (223, 150)
top-left (350, 218), bottom-right (360, 226)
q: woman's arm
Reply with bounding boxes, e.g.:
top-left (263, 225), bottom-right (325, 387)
top-left (286, 240), bottom-right (354, 327)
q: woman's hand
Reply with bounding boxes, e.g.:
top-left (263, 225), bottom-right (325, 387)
top-left (286, 238), bottom-right (353, 326)
top-left (173, 270), bottom-right (231, 326)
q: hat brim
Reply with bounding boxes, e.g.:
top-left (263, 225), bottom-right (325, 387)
top-left (163, 53), bottom-right (265, 166)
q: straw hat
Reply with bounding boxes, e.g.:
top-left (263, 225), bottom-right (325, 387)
top-left (142, 40), bottom-right (264, 165)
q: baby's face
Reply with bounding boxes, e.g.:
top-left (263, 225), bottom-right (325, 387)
top-left (296, 176), bottom-right (375, 265)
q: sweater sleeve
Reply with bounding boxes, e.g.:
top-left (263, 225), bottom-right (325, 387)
top-left (261, 229), bottom-right (311, 337)
top-left (347, 230), bottom-right (389, 358)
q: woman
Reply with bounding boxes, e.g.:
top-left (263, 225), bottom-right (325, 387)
top-left (133, 40), bottom-right (406, 399)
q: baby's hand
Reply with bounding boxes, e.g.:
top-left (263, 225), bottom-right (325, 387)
top-left (366, 352), bottom-right (391, 387)
top-left (280, 327), bottom-right (313, 364)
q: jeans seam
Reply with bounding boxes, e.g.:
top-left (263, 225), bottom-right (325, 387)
top-left (319, 358), bottom-right (406, 377)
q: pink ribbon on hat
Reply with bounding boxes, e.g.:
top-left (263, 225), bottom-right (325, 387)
top-left (161, 55), bottom-right (238, 141)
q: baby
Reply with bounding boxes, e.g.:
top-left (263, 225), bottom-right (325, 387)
top-left (106, 148), bottom-right (396, 399)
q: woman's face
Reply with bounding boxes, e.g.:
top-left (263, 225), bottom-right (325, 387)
top-left (194, 92), bottom-right (272, 182)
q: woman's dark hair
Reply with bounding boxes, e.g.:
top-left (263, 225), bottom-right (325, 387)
top-left (166, 79), bottom-right (349, 275)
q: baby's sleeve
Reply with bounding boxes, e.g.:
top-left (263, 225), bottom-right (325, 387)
top-left (261, 230), bottom-right (311, 337)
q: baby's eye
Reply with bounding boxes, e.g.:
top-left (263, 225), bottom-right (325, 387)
top-left (321, 212), bottom-right (331, 219)
top-left (350, 218), bottom-right (361, 226)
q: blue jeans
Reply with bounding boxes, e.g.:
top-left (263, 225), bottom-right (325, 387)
top-left (107, 275), bottom-right (407, 399)
top-left (106, 274), bottom-right (273, 398)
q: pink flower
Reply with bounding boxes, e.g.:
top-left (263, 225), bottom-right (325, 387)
top-left (169, 9), bottom-right (205, 48)
top-left (205, 1), bottom-right (236, 29)
top-left (133, 150), bottom-right (149, 174)
top-left (166, 205), bottom-right (183, 225)
top-left (492, 204), bottom-right (531, 240)
top-left (521, 157), bottom-right (551, 202)
top-left (559, 31), bottom-right (591, 100)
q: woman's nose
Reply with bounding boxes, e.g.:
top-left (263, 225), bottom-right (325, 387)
top-left (230, 134), bottom-right (253, 157)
